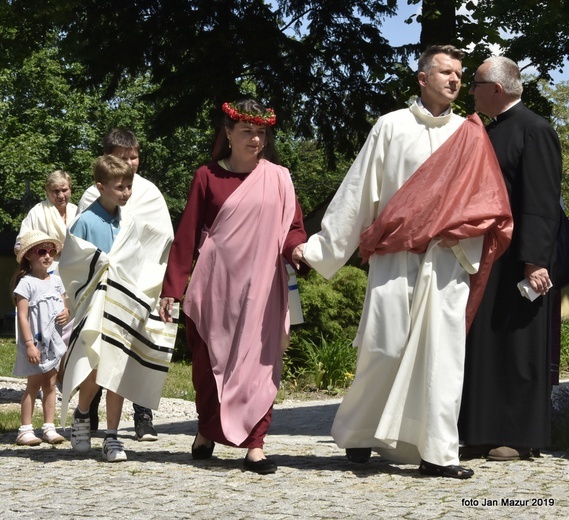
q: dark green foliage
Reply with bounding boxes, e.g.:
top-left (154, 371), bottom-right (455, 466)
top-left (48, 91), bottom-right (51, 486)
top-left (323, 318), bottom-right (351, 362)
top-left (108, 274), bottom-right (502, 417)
top-left (560, 319), bottom-right (569, 375)
top-left (474, 0), bottom-right (569, 82)
top-left (292, 266), bottom-right (367, 348)
top-left (551, 386), bottom-right (569, 451)
top-left (294, 335), bottom-right (357, 390)
top-left (1, 0), bottom-right (409, 169)
top-left (276, 135), bottom-right (352, 215)
top-left (284, 266), bottom-right (367, 390)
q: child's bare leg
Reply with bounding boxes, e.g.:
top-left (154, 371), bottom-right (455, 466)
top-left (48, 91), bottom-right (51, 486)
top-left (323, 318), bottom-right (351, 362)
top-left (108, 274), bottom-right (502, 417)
top-left (105, 391), bottom-right (124, 432)
top-left (40, 369), bottom-right (58, 424)
top-left (21, 374), bottom-right (42, 425)
top-left (77, 370), bottom-right (101, 412)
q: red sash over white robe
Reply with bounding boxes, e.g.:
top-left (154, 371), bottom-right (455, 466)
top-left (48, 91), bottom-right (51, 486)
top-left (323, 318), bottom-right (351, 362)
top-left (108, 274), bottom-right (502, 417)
top-left (360, 113), bottom-right (513, 330)
top-left (183, 159), bottom-right (297, 445)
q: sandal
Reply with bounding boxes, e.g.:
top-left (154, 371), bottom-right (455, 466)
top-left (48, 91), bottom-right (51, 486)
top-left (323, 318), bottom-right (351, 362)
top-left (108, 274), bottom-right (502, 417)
top-left (419, 459), bottom-right (474, 479)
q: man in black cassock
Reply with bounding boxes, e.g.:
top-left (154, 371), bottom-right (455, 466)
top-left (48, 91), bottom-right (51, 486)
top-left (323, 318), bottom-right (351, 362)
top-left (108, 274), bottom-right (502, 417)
top-left (458, 56), bottom-right (562, 461)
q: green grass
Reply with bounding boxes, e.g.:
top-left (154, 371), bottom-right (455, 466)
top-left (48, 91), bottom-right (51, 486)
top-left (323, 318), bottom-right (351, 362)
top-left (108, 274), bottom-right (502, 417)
top-left (0, 337), bottom-right (194, 433)
top-left (294, 335), bottom-right (356, 390)
top-left (0, 338), bottom-right (16, 376)
top-left (2, 325), bottom-right (569, 440)
top-left (160, 360), bottom-right (195, 401)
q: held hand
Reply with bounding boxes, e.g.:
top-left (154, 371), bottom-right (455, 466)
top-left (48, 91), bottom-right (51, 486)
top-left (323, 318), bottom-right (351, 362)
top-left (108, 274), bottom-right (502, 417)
top-left (524, 264), bottom-right (552, 296)
top-left (292, 243), bottom-right (306, 270)
top-left (26, 343), bottom-right (41, 365)
top-left (160, 297), bottom-right (175, 323)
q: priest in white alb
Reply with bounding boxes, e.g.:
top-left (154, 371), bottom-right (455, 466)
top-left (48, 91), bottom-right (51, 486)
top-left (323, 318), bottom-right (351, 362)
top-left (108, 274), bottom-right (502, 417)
top-left (294, 45), bottom-right (513, 480)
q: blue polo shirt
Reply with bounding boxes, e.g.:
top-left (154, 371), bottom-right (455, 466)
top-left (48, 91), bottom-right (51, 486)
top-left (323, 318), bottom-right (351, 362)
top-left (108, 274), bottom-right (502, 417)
top-left (71, 199), bottom-right (121, 253)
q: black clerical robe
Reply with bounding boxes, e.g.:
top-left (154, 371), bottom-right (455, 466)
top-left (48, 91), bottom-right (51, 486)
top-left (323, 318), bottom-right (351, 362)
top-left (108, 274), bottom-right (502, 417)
top-left (459, 102), bottom-right (562, 449)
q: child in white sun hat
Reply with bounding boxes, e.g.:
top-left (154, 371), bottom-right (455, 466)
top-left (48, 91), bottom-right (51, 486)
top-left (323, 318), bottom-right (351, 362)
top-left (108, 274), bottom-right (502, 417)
top-left (12, 230), bottom-right (69, 446)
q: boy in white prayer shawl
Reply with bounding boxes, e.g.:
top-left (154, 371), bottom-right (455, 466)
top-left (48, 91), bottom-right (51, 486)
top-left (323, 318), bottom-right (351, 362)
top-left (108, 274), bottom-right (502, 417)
top-left (59, 153), bottom-right (173, 463)
top-left (78, 129), bottom-right (173, 441)
top-left (65, 155), bottom-right (133, 461)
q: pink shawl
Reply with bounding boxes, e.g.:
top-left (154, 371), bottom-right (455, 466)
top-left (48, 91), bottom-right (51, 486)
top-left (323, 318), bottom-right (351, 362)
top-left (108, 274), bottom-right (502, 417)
top-left (359, 113), bottom-right (513, 331)
top-left (183, 159), bottom-right (296, 444)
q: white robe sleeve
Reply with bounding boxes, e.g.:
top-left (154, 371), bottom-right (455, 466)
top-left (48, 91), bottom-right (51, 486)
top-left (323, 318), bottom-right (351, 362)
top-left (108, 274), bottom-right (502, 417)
top-left (77, 185), bottom-right (99, 214)
top-left (303, 125), bottom-right (382, 280)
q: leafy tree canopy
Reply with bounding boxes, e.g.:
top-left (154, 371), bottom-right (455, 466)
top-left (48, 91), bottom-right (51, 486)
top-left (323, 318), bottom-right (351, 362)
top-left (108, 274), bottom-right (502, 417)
top-left (2, 0), bottom-right (416, 166)
top-left (3, 0), bottom-right (569, 235)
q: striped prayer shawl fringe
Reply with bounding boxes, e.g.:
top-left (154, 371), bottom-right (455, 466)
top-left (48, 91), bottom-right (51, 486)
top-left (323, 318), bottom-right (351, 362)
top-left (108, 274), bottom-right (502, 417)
top-left (58, 219), bottom-right (179, 426)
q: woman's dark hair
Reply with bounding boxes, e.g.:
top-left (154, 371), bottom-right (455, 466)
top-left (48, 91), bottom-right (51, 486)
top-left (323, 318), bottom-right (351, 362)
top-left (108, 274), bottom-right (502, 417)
top-left (212, 98), bottom-right (279, 164)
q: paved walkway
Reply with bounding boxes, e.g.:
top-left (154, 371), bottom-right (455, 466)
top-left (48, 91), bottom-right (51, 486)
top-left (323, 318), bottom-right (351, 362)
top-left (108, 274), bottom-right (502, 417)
top-left (1, 391), bottom-right (568, 520)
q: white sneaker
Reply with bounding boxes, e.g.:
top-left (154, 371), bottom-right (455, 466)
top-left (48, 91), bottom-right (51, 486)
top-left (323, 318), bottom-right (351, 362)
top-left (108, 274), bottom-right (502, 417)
top-left (70, 409), bottom-right (91, 453)
top-left (16, 430), bottom-right (42, 446)
top-left (42, 426), bottom-right (66, 444)
top-left (102, 437), bottom-right (127, 462)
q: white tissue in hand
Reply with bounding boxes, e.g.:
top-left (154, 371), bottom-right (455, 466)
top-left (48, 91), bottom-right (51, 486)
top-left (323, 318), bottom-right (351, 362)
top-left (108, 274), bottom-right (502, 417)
top-left (517, 278), bottom-right (552, 301)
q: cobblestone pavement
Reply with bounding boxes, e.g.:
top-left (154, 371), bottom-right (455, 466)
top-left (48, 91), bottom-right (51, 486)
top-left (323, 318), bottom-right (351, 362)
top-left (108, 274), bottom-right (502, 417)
top-left (1, 382), bottom-right (568, 519)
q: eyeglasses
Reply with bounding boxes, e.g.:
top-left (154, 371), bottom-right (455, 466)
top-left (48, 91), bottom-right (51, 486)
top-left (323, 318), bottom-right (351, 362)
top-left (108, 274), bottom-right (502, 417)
top-left (34, 248), bottom-right (58, 257)
top-left (470, 80), bottom-right (493, 89)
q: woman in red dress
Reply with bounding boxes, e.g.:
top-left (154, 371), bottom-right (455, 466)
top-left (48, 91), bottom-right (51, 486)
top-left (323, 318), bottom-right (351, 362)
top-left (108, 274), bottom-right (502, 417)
top-left (160, 99), bottom-right (307, 474)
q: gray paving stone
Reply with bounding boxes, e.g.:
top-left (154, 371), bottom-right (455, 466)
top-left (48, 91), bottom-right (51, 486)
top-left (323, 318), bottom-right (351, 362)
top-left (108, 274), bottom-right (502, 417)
top-left (1, 383), bottom-right (568, 519)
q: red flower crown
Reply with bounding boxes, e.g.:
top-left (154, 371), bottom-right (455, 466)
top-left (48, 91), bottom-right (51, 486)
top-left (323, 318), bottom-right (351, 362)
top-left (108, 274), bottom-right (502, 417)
top-left (222, 102), bottom-right (276, 126)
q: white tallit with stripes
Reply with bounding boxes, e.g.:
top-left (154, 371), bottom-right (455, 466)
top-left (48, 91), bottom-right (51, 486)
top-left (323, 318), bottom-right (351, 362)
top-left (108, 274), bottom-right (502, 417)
top-left (58, 211), bottom-right (178, 426)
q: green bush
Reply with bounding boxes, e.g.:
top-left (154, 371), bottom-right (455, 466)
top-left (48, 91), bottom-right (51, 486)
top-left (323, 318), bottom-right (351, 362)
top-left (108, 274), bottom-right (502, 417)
top-left (297, 335), bottom-right (357, 390)
top-left (292, 266), bottom-right (367, 348)
top-left (284, 266), bottom-right (366, 390)
top-left (560, 320), bottom-right (569, 376)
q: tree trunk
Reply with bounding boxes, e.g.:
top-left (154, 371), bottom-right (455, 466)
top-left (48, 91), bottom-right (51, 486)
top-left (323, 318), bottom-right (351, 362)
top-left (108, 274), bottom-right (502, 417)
top-left (420, 0), bottom-right (456, 49)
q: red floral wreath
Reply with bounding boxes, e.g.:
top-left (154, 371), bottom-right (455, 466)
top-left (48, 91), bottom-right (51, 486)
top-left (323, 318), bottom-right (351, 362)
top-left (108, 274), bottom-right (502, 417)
top-left (222, 102), bottom-right (277, 126)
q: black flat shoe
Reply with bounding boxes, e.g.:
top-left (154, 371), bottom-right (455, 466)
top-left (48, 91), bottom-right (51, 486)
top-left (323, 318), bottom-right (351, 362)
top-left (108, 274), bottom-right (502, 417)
top-left (243, 456), bottom-right (277, 475)
top-left (419, 459), bottom-right (474, 479)
top-left (191, 438), bottom-right (215, 460)
top-left (346, 447), bottom-right (372, 463)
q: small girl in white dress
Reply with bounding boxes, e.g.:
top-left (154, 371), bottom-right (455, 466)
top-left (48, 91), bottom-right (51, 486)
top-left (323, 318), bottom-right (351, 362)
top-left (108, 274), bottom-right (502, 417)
top-left (12, 230), bottom-right (69, 445)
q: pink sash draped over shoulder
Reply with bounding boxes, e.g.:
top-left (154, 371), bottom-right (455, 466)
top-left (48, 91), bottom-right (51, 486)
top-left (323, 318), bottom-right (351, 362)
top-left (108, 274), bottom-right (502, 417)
top-left (183, 159), bottom-right (297, 445)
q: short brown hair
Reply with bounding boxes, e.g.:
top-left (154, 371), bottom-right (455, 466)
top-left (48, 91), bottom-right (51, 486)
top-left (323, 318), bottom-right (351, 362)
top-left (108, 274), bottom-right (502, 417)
top-left (93, 155), bottom-right (134, 185)
top-left (418, 45), bottom-right (464, 75)
top-left (102, 128), bottom-right (140, 154)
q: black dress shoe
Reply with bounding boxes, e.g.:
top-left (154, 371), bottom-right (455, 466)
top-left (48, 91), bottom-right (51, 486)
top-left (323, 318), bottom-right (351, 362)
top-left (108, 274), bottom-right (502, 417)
top-left (346, 447), bottom-right (372, 463)
top-left (191, 438), bottom-right (215, 460)
top-left (243, 456), bottom-right (278, 474)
